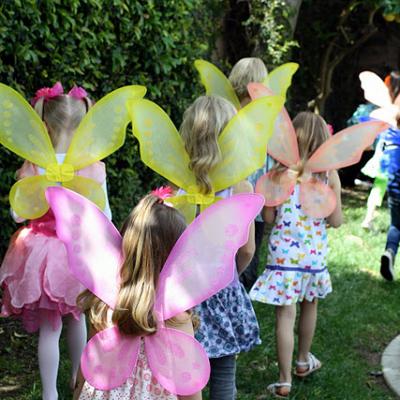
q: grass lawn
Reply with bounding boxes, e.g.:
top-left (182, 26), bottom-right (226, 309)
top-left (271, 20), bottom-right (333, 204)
top-left (1, 186), bottom-right (399, 399)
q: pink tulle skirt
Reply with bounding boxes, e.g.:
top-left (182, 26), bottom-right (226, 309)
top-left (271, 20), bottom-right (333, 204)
top-left (0, 211), bottom-right (84, 332)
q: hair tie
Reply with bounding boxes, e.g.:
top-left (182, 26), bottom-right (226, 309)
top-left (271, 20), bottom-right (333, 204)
top-left (151, 186), bottom-right (173, 206)
top-left (31, 82), bottom-right (88, 105)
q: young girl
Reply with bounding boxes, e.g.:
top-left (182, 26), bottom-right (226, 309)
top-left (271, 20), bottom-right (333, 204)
top-left (250, 112), bottom-right (343, 398)
top-left (0, 83), bottom-right (112, 399)
top-left (178, 96), bottom-right (259, 399)
top-left (228, 57), bottom-right (274, 290)
top-left (75, 192), bottom-right (201, 400)
top-left (380, 71), bottom-right (400, 280)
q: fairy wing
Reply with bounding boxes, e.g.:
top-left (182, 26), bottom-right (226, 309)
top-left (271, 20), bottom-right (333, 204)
top-left (146, 327), bottom-right (210, 396)
top-left (263, 62), bottom-right (299, 98)
top-left (194, 59), bottom-right (241, 109)
top-left (64, 85), bottom-right (147, 169)
top-left (154, 193), bottom-right (264, 321)
top-left (81, 326), bottom-right (140, 390)
top-left (210, 96), bottom-right (284, 192)
top-left (0, 83), bottom-right (57, 167)
top-left (359, 71), bottom-right (392, 108)
top-left (247, 82), bottom-right (300, 166)
top-left (305, 121), bottom-right (389, 172)
top-left (370, 105), bottom-right (399, 127)
top-left (255, 169), bottom-right (296, 207)
top-left (46, 187), bottom-right (122, 309)
top-left (128, 98), bottom-right (196, 191)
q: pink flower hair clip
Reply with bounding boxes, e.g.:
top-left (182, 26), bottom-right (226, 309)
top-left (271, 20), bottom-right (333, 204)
top-left (32, 82), bottom-right (88, 105)
top-left (151, 186), bottom-right (174, 207)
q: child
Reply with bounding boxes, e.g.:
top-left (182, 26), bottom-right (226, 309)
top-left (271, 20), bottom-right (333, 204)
top-left (228, 57), bottom-right (274, 290)
top-left (178, 96), bottom-right (259, 399)
top-left (75, 192), bottom-right (201, 400)
top-left (0, 83), bottom-right (112, 400)
top-left (250, 112), bottom-right (343, 398)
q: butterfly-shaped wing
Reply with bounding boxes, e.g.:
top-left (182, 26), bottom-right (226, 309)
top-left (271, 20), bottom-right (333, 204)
top-left (63, 175), bottom-right (106, 212)
top-left (306, 121), bottom-right (388, 173)
top-left (247, 82), bottom-right (300, 166)
top-left (263, 62), bottom-right (299, 99)
top-left (154, 193), bottom-right (264, 321)
top-left (46, 187), bottom-right (122, 309)
top-left (255, 169), bottom-right (296, 207)
top-left (194, 59), bottom-right (241, 109)
top-left (0, 83), bottom-right (57, 167)
top-left (128, 98), bottom-right (196, 192)
top-left (81, 326), bottom-right (140, 390)
top-left (359, 71), bottom-right (392, 108)
top-left (64, 85), bottom-right (146, 169)
top-left (299, 179), bottom-right (336, 219)
top-left (210, 96), bottom-right (284, 192)
top-left (370, 105), bottom-right (399, 127)
top-left (146, 326), bottom-right (210, 395)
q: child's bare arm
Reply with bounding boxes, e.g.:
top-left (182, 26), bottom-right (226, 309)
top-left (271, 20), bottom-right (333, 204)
top-left (326, 170), bottom-right (343, 228)
top-left (166, 313), bottom-right (202, 400)
top-left (73, 322), bottom-right (97, 399)
top-left (262, 206), bottom-right (276, 224)
top-left (233, 180), bottom-right (256, 274)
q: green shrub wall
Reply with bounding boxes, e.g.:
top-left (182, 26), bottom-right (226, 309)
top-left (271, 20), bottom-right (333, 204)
top-left (0, 0), bottom-right (222, 256)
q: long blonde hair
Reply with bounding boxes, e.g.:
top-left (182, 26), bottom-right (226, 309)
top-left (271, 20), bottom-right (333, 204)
top-left (79, 194), bottom-right (187, 335)
top-left (228, 57), bottom-right (268, 102)
top-left (272, 111), bottom-right (330, 180)
top-left (179, 95), bottom-right (236, 194)
top-left (34, 94), bottom-right (91, 147)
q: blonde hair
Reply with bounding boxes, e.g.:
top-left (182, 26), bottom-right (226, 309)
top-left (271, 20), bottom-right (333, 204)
top-left (228, 57), bottom-right (268, 102)
top-left (272, 111), bottom-right (330, 179)
top-left (34, 94), bottom-right (91, 147)
top-left (79, 194), bottom-right (187, 335)
top-left (179, 95), bottom-right (236, 194)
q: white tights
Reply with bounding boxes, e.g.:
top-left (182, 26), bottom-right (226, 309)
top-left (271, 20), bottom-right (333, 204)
top-left (38, 314), bottom-right (87, 400)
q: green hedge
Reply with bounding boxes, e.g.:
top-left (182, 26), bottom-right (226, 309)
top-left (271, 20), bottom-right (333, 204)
top-left (0, 0), bottom-right (222, 256)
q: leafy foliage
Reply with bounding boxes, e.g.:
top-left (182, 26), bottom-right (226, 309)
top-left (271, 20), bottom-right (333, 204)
top-left (244, 0), bottom-right (299, 67)
top-left (0, 0), bottom-right (221, 256)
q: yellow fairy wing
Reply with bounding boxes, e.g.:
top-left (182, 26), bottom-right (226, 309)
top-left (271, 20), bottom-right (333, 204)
top-left (263, 62), bottom-right (299, 99)
top-left (194, 59), bottom-right (241, 109)
top-left (210, 96), bottom-right (284, 192)
top-left (63, 176), bottom-right (106, 211)
top-left (168, 196), bottom-right (197, 223)
top-left (10, 176), bottom-right (55, 219)
top-left (65, 85), bottom-right (147, 169)
top-left (0, 83), bottom-right (57, 167)
top-left (128, 98), bottom-right (196, 192)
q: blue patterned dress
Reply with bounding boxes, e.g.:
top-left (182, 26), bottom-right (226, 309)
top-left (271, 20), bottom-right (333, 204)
top-left (194, 189), bottom-right (261, 358)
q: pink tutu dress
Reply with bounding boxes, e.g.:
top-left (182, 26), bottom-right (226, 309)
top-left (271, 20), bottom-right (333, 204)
top-left (0, 156), bottom-right (111, 332)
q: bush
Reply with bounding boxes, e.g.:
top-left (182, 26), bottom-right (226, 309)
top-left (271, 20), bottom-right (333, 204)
top-left (0, 0), bottom-right (221, 256)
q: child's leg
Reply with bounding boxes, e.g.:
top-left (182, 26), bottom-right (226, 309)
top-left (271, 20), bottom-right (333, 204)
top-left (66, 314), bottom-right (87, 389)
top-left (297, 299), bottom-right (318, 367)
top-left (275, 304), bottom-right (296, 385)
top-left (209, 355), bottom-right (236, 400)
top-left (38, 316), bottom-right (63, 400)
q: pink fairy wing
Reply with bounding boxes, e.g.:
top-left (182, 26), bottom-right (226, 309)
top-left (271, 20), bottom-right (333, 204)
top-left (45, 187), bottom-right (122, 309)
top-left (359, 71), bottom-right (392, 108)
top-left (154, 193), bottom-right (264, 320)
top-left (299, 179), bottom-right (337, 219)
top-left (306, 121), bottom-right (389, 173)
top-left (247, 82), bottom-right (299, 166)
top-left (255, 169), bottom-right (296, 207)
top-left (81, 326), bottom-right (140, 390)
top-left (145, 326), bottom-right (210, 395)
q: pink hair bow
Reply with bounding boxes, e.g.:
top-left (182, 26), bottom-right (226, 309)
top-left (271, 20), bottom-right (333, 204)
top-left (32, 82), bottom-right (88, 105)
top-left (151, 186), bottom-right (173, 201)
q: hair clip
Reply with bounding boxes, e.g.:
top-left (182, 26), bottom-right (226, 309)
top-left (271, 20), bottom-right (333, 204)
top-left (32, 82), bottom-right (88, 105)
top-left (151, 186), bottom-right (174, 207)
